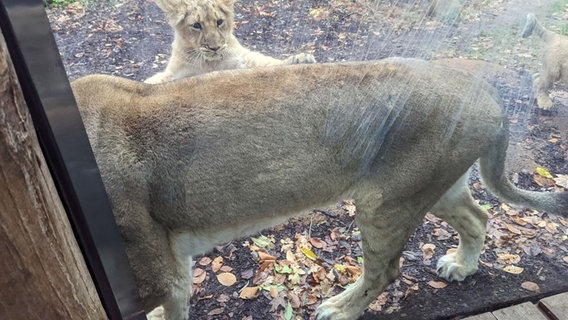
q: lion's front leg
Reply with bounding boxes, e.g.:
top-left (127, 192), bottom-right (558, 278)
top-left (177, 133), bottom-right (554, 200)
top-left (433, 173), bottom-right (487, 281)
top-left (282, 52), bottom-right (317, 65)
top-left (533, 71), bottom-right (554, 110)
top-left (144, 71), bottom-right (173, 84)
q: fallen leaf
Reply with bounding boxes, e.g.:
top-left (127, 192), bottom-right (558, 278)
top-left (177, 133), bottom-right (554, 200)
top-left (534, 174), bottom-right (554, 187)
top-left (346, 265), bottom-right (362, 277)
top-left (239, 286), bottom-right (259, 299)
top-left (421, 243), bottom-right (436, 260)
top-left (269, 286), bottom-right (278, 298)
top-left (211, 256), bottom-right (224, 273)
top-left (219, 265), bottom-right (233, 272)
top-left (207, 307), bottom-right (224, 316)
top-left (536, 166), bottom-right (553, 179)
top-left (301, 247), bottom-right (318, 260)
top-left (198, 257), bottom-right (212, 266)
top-left (554, 174), bottom-right (568, 188)
top-left (506, 224), bottom-right (522, 235)
top-left (497, 253), bottom-right (521, 264)
top-left (521, 281), bottom-right (540, 293)
top-left (284, 301), bottom-right (293, 320)
top-left (193, 268), bottom-right (207, 284)
top-left (545, 222), bottom-right (559, 234)
top-left (241, 268), bottom-right (254, 280)
top-left (342, 199), bottom-right (357, 216)
top-left (216, 272), bottom-right (237, 286)
top-left (563, 256), bottom-right (568, 263)
top-left (503, 265), bottom-right (524, 274)
top-left (309, 237), bottom-right (326, 249)
top-left (251, 235), bottom-right (275, 249)
top-left (427, 280), bottom-right (447, 289)
top-left (258, 251), bottom-right (276, 263)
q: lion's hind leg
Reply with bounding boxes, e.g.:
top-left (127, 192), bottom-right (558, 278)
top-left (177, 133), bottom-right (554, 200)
top-left (433, 173), bottom-right (488, 281)
top-left (316, 183), bottom-right (428, 320)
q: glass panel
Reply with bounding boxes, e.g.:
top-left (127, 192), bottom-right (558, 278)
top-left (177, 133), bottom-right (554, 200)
top-left (45, 0), bottom-right (568, 319)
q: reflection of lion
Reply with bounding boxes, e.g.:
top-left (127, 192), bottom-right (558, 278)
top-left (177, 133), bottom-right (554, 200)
top-left (145, 0), bottom-right (316, 84)
top-left (522, 13), bottom-right (568, 109)
top-left (72, 59), bottom-right (568, 320)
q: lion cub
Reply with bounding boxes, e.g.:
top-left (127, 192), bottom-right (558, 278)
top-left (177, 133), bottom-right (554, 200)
top-left (145, 0), bottom-right (316, 84)
top-left (521, 13), bottom-right (568, 109)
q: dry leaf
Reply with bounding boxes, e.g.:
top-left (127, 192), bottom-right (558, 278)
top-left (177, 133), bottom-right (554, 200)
top-left (212, 256), bottom-right (224, 273)
top-left (216, 272), bottom-right (237, 286)
top-left (345, 265), bottom-right (362, 277)
top-left (207, 307), bottom-right (224, 316)
top-left (536, 166), bottom-right (553, 179)
top-left (269, 286), bottom-right (279, 298)
top-left (521, 281), bottom-right (540, 293)
top-left (220, 265), bottom-right (233, 272)
top-left (503, 265), bottom-right (524, 274)
top-left (301, 247), bottom-right (318, 260)
top-left (239, 286), bottom-right (259, 299)
top-left (251, 235), bottom-right (275, 249)
top-left (421, 243), bottom-right (436, 260)
top-left (554, 174), bottom-right (568, 188)
top-left (534, 175), bottom-right (554, 187)
top-left (193, 268), bottom-right (207, 284)
top-left (427, 280), bottom-right (447, 289)
top-left (342, 199), bottom-right (357, 216)
top-left (563, 256), bottom-right (568, 263)
top-left (497, 253), bottom-right (521, 264)
top-left (198, 257), bottom-right (212, 266)
top-left (258, 251), bottom-right (276, 263)
top-left (309, 237), bottom-right (326, 249)
top-left (506, 224), bottom-right (522, 235)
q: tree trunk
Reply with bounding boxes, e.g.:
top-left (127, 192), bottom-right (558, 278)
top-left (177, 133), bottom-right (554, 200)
top-left (0, 31), bottom-right (106, 319)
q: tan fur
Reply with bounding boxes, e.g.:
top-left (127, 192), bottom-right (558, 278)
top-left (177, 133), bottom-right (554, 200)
top-left (522, 13), bottom-right (568, 109)
top-left (71, 59), bottom-right (568, 320)
top-left (145, 0), bottom-right (316, 84)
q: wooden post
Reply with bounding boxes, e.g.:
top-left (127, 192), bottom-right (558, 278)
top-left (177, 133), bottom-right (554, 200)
top-left (0, 32), bottom-right (106, 319)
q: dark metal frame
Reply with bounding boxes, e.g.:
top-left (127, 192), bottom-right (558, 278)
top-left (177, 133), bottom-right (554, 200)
top-left (0, 1), bottom-right (145, 318)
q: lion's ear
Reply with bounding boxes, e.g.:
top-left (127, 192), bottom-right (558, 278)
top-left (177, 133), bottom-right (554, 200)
top-left (153, 0), bottom-right (186, 26)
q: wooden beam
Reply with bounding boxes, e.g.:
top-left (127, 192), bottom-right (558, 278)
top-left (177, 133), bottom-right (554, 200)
top-left (462, 312), bottom-right (498, 320)
top-left (492, 302), bottom-right (548, 320)
top-left (0, 30), bottom-right (106, 319)
top-left (539, 292), bottom-right (568, 320)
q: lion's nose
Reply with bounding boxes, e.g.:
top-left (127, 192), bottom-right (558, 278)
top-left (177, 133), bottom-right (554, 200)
top-left (207, 45), bottom-right (221, 52)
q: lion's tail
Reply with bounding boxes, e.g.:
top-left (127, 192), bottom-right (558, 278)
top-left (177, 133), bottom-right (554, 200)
top-left (479, 120), bottom-right (568, 216)
top-left (521, 13), bottom-right (551, 41)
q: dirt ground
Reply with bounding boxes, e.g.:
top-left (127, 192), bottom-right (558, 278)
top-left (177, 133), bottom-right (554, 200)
top-left (46, 0), bottom-right (568, 319)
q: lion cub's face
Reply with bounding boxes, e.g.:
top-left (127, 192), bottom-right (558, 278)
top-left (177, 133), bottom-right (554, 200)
top-left (157, 0), bottom-right (235, 61)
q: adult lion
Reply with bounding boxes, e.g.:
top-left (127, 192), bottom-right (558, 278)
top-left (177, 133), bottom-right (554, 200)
top-left (144, 0), bottom-right (316, 84)
top-left (521, 13), bottom-right (568, 109)
top-left (72, 58), bottom-right (568, 320)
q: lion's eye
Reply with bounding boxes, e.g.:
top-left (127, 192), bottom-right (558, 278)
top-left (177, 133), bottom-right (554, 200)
top-left (192, 22), bottom-right (202, 30)
top-left (216, 19), bottom-right (224, 27)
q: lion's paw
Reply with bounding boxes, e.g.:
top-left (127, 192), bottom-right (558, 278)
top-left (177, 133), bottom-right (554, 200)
top-left (436, 254), bottom-right (477, 282)
top-left (144, 72), bottom-right (170, 84)
top-left (146, 306), bottom-right (165, 320)
top-left (316, 300), bottom-right (356, 320)
top-left (536, 95), bottom-right (554, 110)
top-left (284, 53), bottom-right (316, 65)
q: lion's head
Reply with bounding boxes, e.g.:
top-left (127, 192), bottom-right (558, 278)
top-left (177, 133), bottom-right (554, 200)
top-left (154, 0), bottom-right (235, 61)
